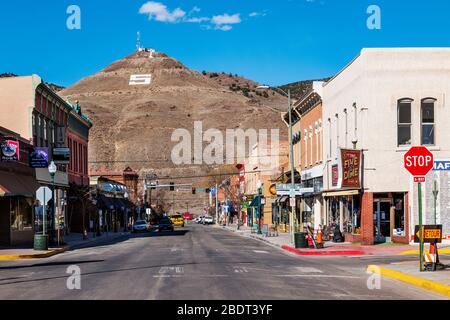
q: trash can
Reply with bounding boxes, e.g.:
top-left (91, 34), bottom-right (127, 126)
top-left (294, 232), bottom-right (308, 249)
top-left (34, 234), bottom-right (49, 251)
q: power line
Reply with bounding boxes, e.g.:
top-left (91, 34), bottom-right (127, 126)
top-left (89, 153), bottom-right (289, 164)
top-left (130, 169), bottom-right (280, 181)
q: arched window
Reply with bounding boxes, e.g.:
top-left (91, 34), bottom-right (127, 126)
top-left (421, 98), bottom-right (436, 146)
top-left (397, 98), bottom-right (413, 146)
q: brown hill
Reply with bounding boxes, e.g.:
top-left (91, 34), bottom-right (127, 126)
top-left (61, 50), bottom-right (288, 213)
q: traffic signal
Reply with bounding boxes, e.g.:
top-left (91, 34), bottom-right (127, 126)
top-left (192, 187), bottom-right (196, 195)
top-left (170, 182), bottom-right (175, 191)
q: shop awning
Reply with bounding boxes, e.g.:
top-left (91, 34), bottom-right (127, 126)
top-left (322, 190), bottom-right (360, 197)
top-left (0, 170), bottom-right (40, 197)
top-left (276, 195), bottom-right (289, 204)
top-left (115, 198), bottom-right (130, 210)
top-left (249, 196), bottom-right (261, 208)
top-left (98, 195), bottom-right (115, 209)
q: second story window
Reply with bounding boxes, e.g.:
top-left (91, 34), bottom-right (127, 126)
top-left (421, 98), bottom-right (436, 146)
top-left (397, 99), bottom-right (413, 146)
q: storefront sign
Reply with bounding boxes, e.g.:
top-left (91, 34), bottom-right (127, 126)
top-left (331, 165), bottom-right (339, 187)
top-left (29, 147), bottom-right (49, 168)
top-left (341, 149), bottom-right (362, 188)
top-left (1, 139), bottom-right (19, 162)
top-left (434, 160), bottom-right (450, 171)
top-left (53, 147), bottom-right (70, 164)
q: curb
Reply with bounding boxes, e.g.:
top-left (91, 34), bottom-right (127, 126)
top-left (367, 265), bottom-right (450, 298)
top-left (0, 247), bottom-right (68, 261)
top-left (220, 226), bottom-right (368, 256)
top-left (400, 249), bottom-right (450, 255)
top-left (0, 232), bottom-right (131, 261)
top-left (281, 245), bottom-right (366, 256)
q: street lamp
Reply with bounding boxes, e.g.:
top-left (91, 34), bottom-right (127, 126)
top-left (124, 191), bottom-right (129, 232)
top-left (257, 85), bottom-right (296, 245)
top-left (48, 161), bottom-right (57, 245)
top-left (433, 180), bottom-right (439, 225)
top-left (257, 180), bottom-right (263, 235)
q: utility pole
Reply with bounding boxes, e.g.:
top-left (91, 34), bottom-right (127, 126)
top-left (142, 177), bottom-right (146, 220)
top-left (287, 89), bottom-right (296, 245)
top-left (215, 183), bottom-right (219, 224)
top-left (257, 85), bottom-right (295, 245)
top-left (418, 182), bottom-right (424, 272)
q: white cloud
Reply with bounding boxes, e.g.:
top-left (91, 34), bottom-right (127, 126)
top-left (185, 17), bottom-right (210, 23)
top-left (211, 13), bottom-right (241, 25)
top-left (190, 6), bottom-right (201, 14)
top-left (139, 1), bottom-right (186, 23)
top-left (139, 2), bottom-right (253, 31)
top-left (216, 25), bottom-right (233, 31)
top-left (249, 11), bottom-right (266, 17)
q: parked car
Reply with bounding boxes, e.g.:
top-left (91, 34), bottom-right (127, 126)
top-left (203, 216), bottom-right (214, 225)
top-left (170, 214), bottom-right (185, 227)
top-left (195, 216), bottom-right (204, 224)
top-left (158, 217), bottom-right (175, 232)
top-left (183, 212), bottom-right (194, 220)
top-left (132, 220), bottom-right (149, 233)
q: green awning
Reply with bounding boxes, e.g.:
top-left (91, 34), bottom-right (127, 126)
top-left (249, 196), bottom-right (261, 208)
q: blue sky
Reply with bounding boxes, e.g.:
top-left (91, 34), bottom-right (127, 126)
top-left (1, 0), bottom-right (450, 87)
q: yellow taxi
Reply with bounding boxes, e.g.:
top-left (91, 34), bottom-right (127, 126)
top-left (170, 214), bottom-right (185, 227)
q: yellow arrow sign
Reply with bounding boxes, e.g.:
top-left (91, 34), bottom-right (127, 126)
top-left (416, 226), bottom-right (424, 240)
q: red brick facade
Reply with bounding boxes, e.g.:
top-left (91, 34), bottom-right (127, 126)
top-left (361, 192), bottom-right (374, 245)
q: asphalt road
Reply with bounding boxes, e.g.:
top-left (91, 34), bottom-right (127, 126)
top-left (0, 223), bottom-right (445, 300)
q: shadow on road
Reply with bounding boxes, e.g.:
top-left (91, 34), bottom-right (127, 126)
top-left (0, 260), bottom-right (105, 271)
top-left (65, 229), bottom-right (189, 251)
top-left (0, 259), bottom-right (257, 286)
top-left (144, 230), bottom-right (190, 237)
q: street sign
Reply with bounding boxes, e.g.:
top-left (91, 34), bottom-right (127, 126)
top-left (290, 197), bottom-right (296, 207)
top-left (404, 146), bottom-right (434, 181)
top-left (36, 187), bottom-right (52, 204)
top-left (414, 225), bottom-right (443, 244)
top-left (289, 188), bottom-right (295, 198)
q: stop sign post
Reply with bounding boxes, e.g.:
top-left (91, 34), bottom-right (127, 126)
top-left (404, 147), bottom-right (434, 182)
top-left (36, 187), bottom-right (53, 236)
top-left (404, 146), bottom-right (434, 272)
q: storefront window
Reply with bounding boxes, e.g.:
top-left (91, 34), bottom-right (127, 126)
top-left (10, 197), bottom-right (33, 232)
top-left (351, 196), bottom-right (361, 235)
top-left (393, 193), bottom-right (405, 236)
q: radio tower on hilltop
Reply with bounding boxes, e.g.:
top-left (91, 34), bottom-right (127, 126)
top-left (136, 31), bottom-right (141, 52)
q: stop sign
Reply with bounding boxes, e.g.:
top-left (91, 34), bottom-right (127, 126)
top-left (404, 146), bottom-right (434, 178)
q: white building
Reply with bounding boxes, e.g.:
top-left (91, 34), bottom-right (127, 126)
top-left (322, 48), bottom-right (450, 245)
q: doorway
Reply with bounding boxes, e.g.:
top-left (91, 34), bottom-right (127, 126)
top-left (374, 199), bottom-right (392, 243)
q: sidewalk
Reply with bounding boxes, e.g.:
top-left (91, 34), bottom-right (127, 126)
top-left (0, 231), bottom-right (130, 261)
top-left (220, 224), bottom-right (444, 256)
top-left (368, 260), bottom-right (450, 298)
